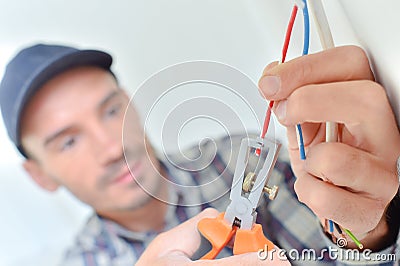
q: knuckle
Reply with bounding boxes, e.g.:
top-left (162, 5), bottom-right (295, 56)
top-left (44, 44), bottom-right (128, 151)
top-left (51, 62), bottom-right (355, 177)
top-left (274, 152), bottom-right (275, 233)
top-left (373, 198), bottom-right (388, 212)
top-left (342, 45), bottom-right (373, 80)
top-left (380, 173), bottom-right (399, 203)
top-left (358, 81), bottom-right (389, 113)
top-left (346, 45), bottom-right (368, 63)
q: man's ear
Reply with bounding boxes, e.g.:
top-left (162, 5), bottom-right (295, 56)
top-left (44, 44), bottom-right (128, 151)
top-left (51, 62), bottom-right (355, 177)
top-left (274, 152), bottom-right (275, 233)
top-left (22, 160), bottom-right (59, 192)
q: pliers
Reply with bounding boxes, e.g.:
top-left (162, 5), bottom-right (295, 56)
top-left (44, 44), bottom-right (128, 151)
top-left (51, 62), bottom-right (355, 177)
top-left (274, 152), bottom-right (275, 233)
top-left (193, 136), bottom-right (281, 259)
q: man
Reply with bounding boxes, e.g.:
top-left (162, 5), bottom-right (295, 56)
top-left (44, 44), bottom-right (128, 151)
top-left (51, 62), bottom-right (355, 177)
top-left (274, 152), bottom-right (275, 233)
top-left (0, 43), bottom-right (399, 265)
top-left (0, 44), bottom-right (284, 265)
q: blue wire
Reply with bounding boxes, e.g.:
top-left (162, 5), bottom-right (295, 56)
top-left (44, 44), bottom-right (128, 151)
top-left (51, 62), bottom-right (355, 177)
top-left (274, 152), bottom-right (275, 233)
top-left (302, 0), bottom-right (310, 56)
top-left (328, 220), bottom-right (334, 233)
top-left (296, 124), bottom-right (306, 160)
top-left (296, 0), bottom-right (309, 161)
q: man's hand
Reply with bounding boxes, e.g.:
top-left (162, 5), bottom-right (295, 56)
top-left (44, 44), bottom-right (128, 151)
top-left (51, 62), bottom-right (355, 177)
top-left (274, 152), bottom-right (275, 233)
top-left (136, 208), bottom-right (290, 265)
top-left (258, 45), bottom-right (400, 250)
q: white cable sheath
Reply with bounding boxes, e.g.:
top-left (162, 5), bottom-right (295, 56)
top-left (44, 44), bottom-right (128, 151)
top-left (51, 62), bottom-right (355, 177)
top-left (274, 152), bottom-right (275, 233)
top-left (308, 0), bottom-right (338, 142)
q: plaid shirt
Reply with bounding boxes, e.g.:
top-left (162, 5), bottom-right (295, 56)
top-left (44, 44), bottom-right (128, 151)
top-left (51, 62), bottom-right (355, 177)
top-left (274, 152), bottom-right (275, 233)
top-left (61, 135), bottom-right (399, 266)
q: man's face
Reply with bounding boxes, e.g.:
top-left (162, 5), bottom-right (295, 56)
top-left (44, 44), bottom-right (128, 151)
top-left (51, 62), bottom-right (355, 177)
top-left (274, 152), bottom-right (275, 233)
top-left (20, 66), bottom-right (162, 213)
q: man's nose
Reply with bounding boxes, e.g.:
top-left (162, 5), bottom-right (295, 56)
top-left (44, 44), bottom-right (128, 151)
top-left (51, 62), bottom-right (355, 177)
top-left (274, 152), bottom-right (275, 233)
top-left (90, 122), bottom-right (123, 165)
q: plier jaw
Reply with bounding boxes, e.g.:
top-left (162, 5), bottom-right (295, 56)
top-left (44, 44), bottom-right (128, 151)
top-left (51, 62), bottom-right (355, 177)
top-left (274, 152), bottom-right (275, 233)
top-left (193, 136), bottom-right (281, 260)
top-left (224, 136), bottom-right (281, 230)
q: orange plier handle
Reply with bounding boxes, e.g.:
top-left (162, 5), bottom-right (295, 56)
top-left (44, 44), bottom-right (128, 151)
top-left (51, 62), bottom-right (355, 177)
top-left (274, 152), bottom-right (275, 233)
top-left (194, 213), bottom-right (274, 260)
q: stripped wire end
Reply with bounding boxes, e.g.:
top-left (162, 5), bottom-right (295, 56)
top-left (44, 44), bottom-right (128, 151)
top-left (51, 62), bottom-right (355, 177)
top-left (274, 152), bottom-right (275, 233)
top-left (293, 0), bottom-right (305, 9)
top-left (344, 229), bottom-right (364, 250)
top-left (256, 101), bottom-right (274, 156)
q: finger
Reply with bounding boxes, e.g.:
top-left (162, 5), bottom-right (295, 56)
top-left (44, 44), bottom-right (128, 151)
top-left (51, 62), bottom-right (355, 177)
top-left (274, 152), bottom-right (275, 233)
top-left (258, 45), bottom-right (374, 101)
top-left (262, 61), bottom-right (279, 75)
top-left (258, 61), bottom-right (279, 100)
top-left (294, 171), bottom-right (385, 233)
top-left (275, 80), bottom-right (393, 130)
top-left (276, 80), bottom-right (400, 157)
top-left (305, 142), bottom-right (399, 200)
top-left (155, 208), bottom-right (220, 258)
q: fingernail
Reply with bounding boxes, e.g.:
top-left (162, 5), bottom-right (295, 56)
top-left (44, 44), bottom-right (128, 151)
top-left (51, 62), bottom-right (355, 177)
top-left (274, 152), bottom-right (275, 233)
top-left (259, 76), bottom-right (281, 97)
top-left (275, 100), bottom-right (287, 121)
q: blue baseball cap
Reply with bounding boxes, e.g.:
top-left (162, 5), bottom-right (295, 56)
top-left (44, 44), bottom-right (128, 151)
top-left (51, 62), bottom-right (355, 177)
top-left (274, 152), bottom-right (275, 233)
top-left (0, 43), bottom-right (114, 157)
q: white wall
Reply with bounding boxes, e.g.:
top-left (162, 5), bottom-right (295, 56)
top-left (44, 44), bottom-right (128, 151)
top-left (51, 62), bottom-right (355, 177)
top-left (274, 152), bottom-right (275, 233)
top-left (1, 0), bottom-right (393, 265)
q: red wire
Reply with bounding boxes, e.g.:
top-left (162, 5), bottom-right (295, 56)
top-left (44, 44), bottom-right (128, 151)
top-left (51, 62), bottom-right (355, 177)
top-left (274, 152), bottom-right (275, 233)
top-left (257, 101), bottom-right (275, 155)
top-left (260, 101), bottom-right (274, 139)
top-left (259, 5), bottom-right (298, 143)
top-left (282, 6), bottom-right (298, 64)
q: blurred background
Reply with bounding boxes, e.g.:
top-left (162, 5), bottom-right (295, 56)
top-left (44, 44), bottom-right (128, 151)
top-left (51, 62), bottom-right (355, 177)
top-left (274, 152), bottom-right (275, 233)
top-left (0, 0), bottom-right (398, 265)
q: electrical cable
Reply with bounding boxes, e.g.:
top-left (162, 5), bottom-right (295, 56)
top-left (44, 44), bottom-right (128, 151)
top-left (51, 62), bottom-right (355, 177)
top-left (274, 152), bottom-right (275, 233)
top-left (281, 5), bottom-right (299, 64)
top-left (307, 0), bottom-right (337, 143)
top-left (307, 0), bottom-right (362, 248)
top-left (301, 0), bottom-right (310, 56)
top-left (295, 0), bottom-right (309, 161)
top-left (259, 0), bottom-right (363, 249)
top-left (258, 5), bottom-right (298, 145)
top-left (253, 0), bottom-right (362, 251)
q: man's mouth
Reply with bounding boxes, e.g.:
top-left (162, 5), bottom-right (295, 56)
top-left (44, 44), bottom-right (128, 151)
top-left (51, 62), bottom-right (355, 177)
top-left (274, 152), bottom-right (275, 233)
top-left (112, 159), bottom-right (144, 185)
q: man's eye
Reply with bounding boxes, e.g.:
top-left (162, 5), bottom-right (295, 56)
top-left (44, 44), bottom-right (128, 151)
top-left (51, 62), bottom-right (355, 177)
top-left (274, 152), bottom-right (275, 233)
top-left (60, 136), bottom-right (76, 151)
top-left (105, 104), bottom-right (122, 118)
